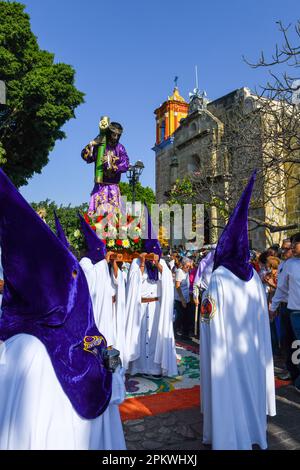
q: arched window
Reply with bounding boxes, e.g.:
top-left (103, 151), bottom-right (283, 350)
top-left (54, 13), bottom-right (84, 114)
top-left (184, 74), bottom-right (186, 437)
top-left (187, 154), bottom-right (200, 173)
top-left (190, 122), bottom-right (197, 133)
top-left (160, 120), bottom-right (165, 142)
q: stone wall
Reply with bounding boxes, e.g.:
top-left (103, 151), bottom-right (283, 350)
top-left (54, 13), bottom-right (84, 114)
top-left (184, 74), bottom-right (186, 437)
top-left (154, 87), bottom-right (299, 249)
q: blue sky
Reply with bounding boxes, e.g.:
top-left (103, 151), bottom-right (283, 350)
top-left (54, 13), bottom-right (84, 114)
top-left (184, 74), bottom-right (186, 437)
top-left (17, 0), bottom-right (299, 206)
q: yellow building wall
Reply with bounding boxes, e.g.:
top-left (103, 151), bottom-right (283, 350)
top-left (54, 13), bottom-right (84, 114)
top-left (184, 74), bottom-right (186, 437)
top-left (286, 163), bottom-right (300, 236)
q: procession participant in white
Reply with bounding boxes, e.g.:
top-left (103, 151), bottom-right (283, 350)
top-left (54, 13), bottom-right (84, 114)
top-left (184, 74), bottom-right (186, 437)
top-left (0, 169), bottom-right (126, 450)
top-left (200, 170), bottom-right (276, 450)
top-left (110, 258), bottom-right (126, 365)
top-left (78, 213), bottom-right (115, 347)
top-left (0, 246), bottom-right (3, 317)
top-left (124, 206), bottom-right (177, 377)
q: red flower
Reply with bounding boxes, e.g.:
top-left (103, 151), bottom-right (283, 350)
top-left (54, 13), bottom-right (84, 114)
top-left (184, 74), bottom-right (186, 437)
top-left (91, 225), bottom-right (96, 231)
top-left (127, 215), bottom-right (135, 224)
top-left (102, 239), bottom-right (107, 245)
top-left (97, 215), bottom-right (104, 223)
top-left (84, 213), bottom-right (90, 223)
top-left (116, 239), bottom-right (123, 246)
top-left (133, 238), bottom-right (139, 244)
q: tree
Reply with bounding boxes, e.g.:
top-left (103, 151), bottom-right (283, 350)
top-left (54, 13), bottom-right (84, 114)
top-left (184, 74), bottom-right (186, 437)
top-left (171, 21), bottom-right (300, 241)
top-left (243, 20), bottom-right (300, 234)
top-left (0, 2), bottom-right (84, 187)
top-left (31, 200), bottom-right (88, 256)
top-left (119, 181), bottom-right (156, 208)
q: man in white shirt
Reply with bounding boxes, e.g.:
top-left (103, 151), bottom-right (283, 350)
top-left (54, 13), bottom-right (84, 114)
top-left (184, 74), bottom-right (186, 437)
top-left (271, 233), bottom-right (300, 391)
top-left (270, 238), bottom-right (296, 380)
top-left (174, 257), bottom-right (193, 339)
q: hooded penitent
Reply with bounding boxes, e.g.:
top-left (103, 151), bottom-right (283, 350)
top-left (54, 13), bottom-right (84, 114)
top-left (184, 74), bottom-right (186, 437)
top-left (0, 169), bottom-right (112, 419)
top-left (54, 210), bottom-right (70, 249)
top-left (213, 170), bottom-right (257, 282)
top-left (143, 204), bottom-right (162, 281)
top-left (78, 213), bottom-right (107, 264)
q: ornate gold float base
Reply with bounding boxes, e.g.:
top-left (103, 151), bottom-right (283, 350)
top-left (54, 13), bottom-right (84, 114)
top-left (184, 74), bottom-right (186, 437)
top-left (108, 250), bottom-right (158, 263)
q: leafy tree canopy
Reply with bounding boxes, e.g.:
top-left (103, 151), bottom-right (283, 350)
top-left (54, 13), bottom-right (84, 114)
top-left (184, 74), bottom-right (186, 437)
top-left (0, 1), bottom-right (84, 187)
top-left (31, 200), bottom-right (88, 257)
top-left (119, 181), bottom-right (156, 208)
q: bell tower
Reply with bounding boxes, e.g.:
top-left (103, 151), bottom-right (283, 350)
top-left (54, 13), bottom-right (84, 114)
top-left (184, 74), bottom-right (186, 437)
top-left (154, 87), bottom-right (188, 147)
top-left (153, 85), bottom-right (188, 204)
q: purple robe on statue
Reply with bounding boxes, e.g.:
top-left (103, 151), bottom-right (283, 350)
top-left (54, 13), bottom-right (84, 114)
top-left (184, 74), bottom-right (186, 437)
top-left (81, 142), bottom-right (129, 213)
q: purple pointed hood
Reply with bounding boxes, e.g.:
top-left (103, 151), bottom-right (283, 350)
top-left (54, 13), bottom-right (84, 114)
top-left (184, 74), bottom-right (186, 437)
top-left (213, 170), bottom-right (256, 281)
top-left (143, 204), bottom-right (162, 281)
top-left (54, 210), bottom-right (70, 248)
top-left (78, 213), bottom-right (106, 264)
top-left (0, 169), bottom-right (112, 419)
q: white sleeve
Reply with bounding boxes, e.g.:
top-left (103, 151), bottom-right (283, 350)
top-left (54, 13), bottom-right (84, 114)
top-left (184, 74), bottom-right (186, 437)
top-left (270, 285), bottom-right (286, 311)
top-left (111, 271), bottom-right (118, 286)
top-left (175, 269), bottom-right (184, 283)
top-left (270, 263), bottom-right (289, 311)
top-left (109, 366), bottom-right (126, 405)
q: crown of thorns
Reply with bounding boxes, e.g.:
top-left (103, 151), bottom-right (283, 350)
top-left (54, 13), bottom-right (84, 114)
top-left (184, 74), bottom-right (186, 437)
top-left (108, 123), bottom-right (123, 135)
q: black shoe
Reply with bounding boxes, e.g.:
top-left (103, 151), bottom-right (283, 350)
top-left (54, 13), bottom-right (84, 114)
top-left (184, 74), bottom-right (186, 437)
top-left (294, 384), bottom-right (300, 393)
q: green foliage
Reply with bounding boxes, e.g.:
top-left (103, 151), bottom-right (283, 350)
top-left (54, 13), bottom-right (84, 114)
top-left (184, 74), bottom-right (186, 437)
top-left (31, 200), bottom-right (88, 257)
top-left (0, 1), bottom-right (84, 187)
top-left (0, 141), bottom-right (6, 164)
top-left (168, 178), bottom-right (229, 220)
top-left (167, 177), bottom-right (196, 206)
top-left (209, 197), bottom-right (229, 220)
top-left (119, 181), bottom-right (156, 207)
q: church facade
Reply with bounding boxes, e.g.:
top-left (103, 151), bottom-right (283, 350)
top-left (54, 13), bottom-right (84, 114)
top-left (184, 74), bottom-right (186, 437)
top-left (153, 86), bottom-right (300, 251)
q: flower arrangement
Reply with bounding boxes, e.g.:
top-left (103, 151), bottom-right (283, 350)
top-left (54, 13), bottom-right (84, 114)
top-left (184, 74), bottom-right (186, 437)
top-left (83, 211), bottom-right (142, 253)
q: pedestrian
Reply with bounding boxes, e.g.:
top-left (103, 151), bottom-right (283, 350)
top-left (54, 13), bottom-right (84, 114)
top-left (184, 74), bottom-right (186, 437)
top-left (270, 233), bottom-right (300, 392)
top-left (174, 257), bottom-right (193, 339)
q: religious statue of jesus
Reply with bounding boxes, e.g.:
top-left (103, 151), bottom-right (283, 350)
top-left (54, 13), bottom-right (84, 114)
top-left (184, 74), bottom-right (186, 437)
top-left (81, 118), bottom-right (130, 215)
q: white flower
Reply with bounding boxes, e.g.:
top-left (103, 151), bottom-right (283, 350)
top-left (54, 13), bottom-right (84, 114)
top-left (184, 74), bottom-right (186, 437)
top-left (74, 229), bottom-right (81, 239)
top-left (108, 225), bottom-right (117, 235)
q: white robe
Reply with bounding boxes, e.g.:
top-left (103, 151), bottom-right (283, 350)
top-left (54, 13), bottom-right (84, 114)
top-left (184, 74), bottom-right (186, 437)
top-left (200, 266), bottom-right (276, 450)
top-left (124, 258), bottom-right (177, 377)
top-left (111, 268), bottom-right (126, 365)
top-left (0, 334), bottom-right (126, 450)
top-left (80, 257), bottom-right (115, 347)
